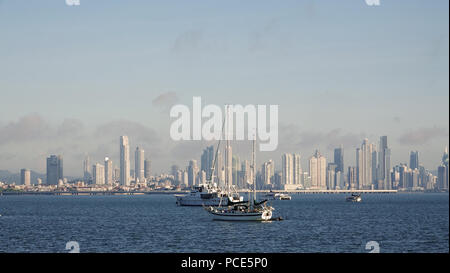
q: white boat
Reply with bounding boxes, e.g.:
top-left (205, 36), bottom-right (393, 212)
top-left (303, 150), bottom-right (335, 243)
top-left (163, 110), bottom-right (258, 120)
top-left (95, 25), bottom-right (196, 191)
top-left (175, 183), bottom-right (243, 206)
top-left (204, 201), bottom-right (273, 221)
top-left (276, 193), bottom-right (291, 200)
top-left (346, 193), bottom-right (362, 202)
top-left (204, 135), bottom-right (275, 221)
top-left (264, 191), bottom-right (291, 200)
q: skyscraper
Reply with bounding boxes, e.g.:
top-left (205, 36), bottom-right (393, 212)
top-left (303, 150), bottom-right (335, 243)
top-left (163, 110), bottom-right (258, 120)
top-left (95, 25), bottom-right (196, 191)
top-left (225, 143), bottom-right (232, 188)
top-left (334, 145), bottom-right (344, 173)
top-left (232, 155), bottom-right (241, 188)
top-left (262, 160), bottom-right (274, 188)
top-left (347, 166), bottom-right (357, 189)
top-left (188, 159), bottom-right (198, 186)
top-left (282, 153), bottom-right (293, 185)
top-left (20, 168), bottom-right (31, 186)
top-left (437, 147), bottom-right (449, 190)
top-left (144, 159), bottom-right (151, 180)
top-left (357, 139), bottom-right (374, 190)
top-left (120, 136), bottom-right (130, 186)
top-left (201, 146), bottom-right (215, 181)
top-left (83, 155), bottom-right (91, 182)
top-left (410, 151), bottom-right (419, 170)
top-left (309, 150), bottom-right (326, 189)
top-left (293, 154), bottom-right (302, 186)
top-left (377, 136), bottom-right (391, 190)
top-left (135, 147), bottom-right (145, 182)
top-left (93, 163), bottom-right (105, 185)
top-left (326, 163), bottom-right (337, 190)
top-left (46, 155), bottom-right (63, 185)
top-left (105, 157), bottom-right (113, 185)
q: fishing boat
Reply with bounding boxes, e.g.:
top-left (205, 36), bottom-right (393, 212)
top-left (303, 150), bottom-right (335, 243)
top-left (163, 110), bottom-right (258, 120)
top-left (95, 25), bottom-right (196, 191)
top-left (346, 193), bottom-right (362, 202)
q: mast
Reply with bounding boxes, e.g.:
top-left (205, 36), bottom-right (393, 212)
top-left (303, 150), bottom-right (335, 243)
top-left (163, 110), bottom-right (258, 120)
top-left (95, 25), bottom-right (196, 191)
top-left (225, 105), bottom-right (232, 194)
top-left (252, 132), bottom-right (256, 205)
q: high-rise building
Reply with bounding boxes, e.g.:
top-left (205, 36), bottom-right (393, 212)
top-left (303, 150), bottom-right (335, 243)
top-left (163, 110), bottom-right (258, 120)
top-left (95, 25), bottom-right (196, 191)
top-left (347, 166), bottom-right (357, 189)
top-left (334, 145), bottom-right (344, 173)
top-left (293, 154), bottom-right (302, 186)
top-left (135, 147), bottom-right (145, 183)
top-left (201, 146), bottom-right (215, 181)
top-left (326, 163), bottom-right (337, 190)
top-left (282, 153), bottom-right (293, 185)
top-left (410, 151), bottom-right (419, 170)
top-left (232, 155), bottom-right (241, 188)
top-left (46, 155), bottom-right (63, 185)
top-left (216, 150), bottom-right (224, 185)
top-left (83, 155), bottom-right (91, 182)
top-left (357, 139), bottom-right (374, 190)
top-left (262, 160), bottom-right (274, 188)
top-left (20, 169), bottom-right (31, 186)
top-left (120, 136), bottom-right (130, 186)
top-left (241, 160), bottom-right (251, 188)
top-left (225, 143), bottom-right (232, 188)
top-left (188, 160), bottom-right (198, 186)
top-left (309, 150), bottom-right (326, 189)
top-left (105, 157), bottom-right (113, 185)
top-left (144, 159), bottom-right (151, 180)
top-left (171, 165), bottom-right (179, 183)
top-left (437, 147), bottom-right (449, 190)
top-left (377, 136), bottom-right (391, 190)
top-left (93, 163), bottom-right (105, 185)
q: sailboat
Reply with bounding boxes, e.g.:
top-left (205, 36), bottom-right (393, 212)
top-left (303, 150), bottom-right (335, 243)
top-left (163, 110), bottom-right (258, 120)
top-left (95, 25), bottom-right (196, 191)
top-left (204, 134), bottom-right (274, 221)
top-left (175, 107), bottom-right (243, 206)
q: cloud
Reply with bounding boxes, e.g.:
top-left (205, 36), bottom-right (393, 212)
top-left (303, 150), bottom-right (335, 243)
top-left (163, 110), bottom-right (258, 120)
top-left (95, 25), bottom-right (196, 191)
top-left (397, 127), bottom-right (449, 145)
top-left (94, 120), bottom-right (162, 146)
top-left (0, 113), bottom-right (50, 145)
top-left (152, 92), bottom-right (179, 109)
top-left (278, 123), bottom-right (364, 152)
top-left (57, 118), bottom-right (84, 137)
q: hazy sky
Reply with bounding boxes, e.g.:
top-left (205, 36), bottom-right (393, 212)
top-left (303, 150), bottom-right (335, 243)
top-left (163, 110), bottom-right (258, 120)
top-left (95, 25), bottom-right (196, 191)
top-left (0, 0), bottom-right (448, 177)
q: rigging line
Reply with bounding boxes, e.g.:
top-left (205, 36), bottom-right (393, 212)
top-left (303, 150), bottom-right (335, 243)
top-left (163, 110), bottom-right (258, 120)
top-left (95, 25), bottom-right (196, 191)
top-left (208, 105), bottom-right (227, 183)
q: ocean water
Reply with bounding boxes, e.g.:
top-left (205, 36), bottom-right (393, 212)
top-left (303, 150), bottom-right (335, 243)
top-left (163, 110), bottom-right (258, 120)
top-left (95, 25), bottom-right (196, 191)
top-left (0, 193), bottom-right (448, 253)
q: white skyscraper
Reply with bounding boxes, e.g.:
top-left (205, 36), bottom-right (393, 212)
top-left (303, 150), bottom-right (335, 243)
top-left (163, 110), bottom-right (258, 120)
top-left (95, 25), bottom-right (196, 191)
top-left (93, 163), bottom-right (105, 185)
top-left (135, 147), bottom-right (145, 183)
top-left (309, 150), bottom-right (327, 189)
top-left (105, 157), bottom-right (113, 185)
top-left (293, 154), bottom-right (302, 186)
top-left (282, 153), bottom-right (293, 185)
top-left (120, 136), bottom-right (130, 186)
top-left (357, 138), bottom-right (375, 190)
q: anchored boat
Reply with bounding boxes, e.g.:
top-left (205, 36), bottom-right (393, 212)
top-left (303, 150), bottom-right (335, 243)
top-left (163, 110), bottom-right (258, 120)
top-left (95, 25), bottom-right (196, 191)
top-left (204, 135), bottom-right (275, 221)
top-left (346, 193), bottom-right (362, 202)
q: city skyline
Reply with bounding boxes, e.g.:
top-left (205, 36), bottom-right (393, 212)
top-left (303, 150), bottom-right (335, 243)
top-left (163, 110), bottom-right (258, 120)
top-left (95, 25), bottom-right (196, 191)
top-left (3, 133), bottom-right (447, 192)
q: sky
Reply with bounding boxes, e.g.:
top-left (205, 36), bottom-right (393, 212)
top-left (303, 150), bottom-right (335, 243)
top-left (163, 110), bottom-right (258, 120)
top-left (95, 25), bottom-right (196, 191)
top-left (0, 0), bottom-right (448, 177)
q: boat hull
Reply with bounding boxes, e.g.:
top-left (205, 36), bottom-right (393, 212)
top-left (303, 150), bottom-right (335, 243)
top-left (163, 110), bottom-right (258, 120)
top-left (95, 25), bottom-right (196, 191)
top-left (205, 207), bottom-right (273, 221)
top-left (175, 195), bottom-right (227, 206)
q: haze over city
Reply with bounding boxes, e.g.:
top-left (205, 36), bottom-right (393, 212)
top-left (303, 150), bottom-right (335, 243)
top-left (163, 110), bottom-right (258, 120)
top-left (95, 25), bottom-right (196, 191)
top-left (0, 0), bottom-right (448, 176)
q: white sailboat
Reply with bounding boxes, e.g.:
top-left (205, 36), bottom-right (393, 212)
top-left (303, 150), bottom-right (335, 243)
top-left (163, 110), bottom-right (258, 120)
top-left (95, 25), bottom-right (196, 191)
top-left (175, 109), bottom-right (243, 206)
top-left (204, 133), bottom-right (274, 221)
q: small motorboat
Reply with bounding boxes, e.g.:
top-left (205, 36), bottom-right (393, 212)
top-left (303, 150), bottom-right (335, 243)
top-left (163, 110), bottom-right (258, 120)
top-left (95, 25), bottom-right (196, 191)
top-left (275, 193), bottom-right (292, 200)
top-left (346, 193), bottom-right (362, 202)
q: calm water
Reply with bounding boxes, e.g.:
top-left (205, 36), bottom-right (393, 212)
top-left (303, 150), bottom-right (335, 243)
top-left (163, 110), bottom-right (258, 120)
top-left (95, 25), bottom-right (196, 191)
top-left (0, 193), bottom-right (448, 253)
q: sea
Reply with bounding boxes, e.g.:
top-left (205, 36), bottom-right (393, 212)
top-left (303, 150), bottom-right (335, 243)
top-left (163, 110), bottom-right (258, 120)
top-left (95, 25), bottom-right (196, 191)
top-left (0, 193), bottom-right (448, 253)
